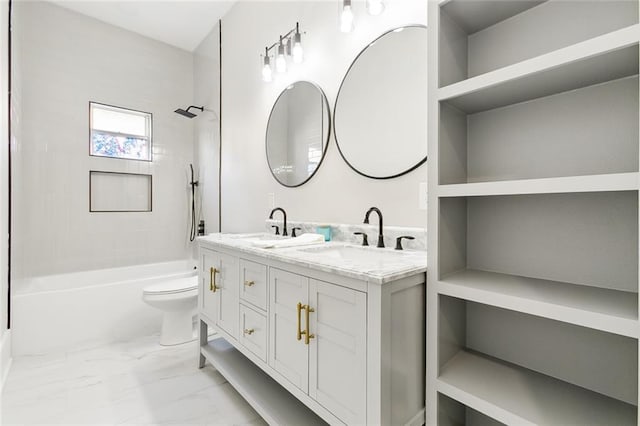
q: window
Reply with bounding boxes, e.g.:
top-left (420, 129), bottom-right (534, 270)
top-left (90, 102), bottom-right (152, 161)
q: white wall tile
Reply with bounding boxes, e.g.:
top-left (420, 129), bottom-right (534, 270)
top-left (12, 1), bottom-right (196, 280)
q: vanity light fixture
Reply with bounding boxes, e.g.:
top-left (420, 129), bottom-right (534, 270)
top-left (340, 0), bottom-right (355, 33)
top-left (366, 0), bottom-right (384, 16)
top-left (260, 22), bottom-right (305, 82)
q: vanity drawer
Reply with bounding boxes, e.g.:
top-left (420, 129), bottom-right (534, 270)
top-left (239, 304), bottom-right (268, 362)
top-left (239, 259), bottom-right (268, 311)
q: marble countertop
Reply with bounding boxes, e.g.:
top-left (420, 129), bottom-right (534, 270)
top-left (198, 233), bottom-right (427, 285)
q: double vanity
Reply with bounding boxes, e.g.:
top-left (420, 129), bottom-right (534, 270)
top-left (196, 226), bottom-right (426, 425)
top-left (204, 23), bottom-right (429, 425)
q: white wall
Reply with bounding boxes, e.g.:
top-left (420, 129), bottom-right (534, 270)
top-left (220, 1), bottom-right (428, 232)
top-left (1, 0), bottom-right (11, 389)
top-left (11, 1), bottom-right (196, 282)
top-left (193, 22), bottom-right (221, 235)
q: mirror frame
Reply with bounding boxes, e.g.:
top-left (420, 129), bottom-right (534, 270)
top-left (333, 24), bottom-right (428, 180)
top-left (265, 81), bottom-right (332, 188)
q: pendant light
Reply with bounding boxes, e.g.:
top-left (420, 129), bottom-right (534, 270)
top-left (262, 48), bottom-right (272, 82)
top-left (340, 0), bottom-right (354, 33)
top-left (276, 36), bottom-right (287, 73)
top-left (292, 23), bottom-right (304, 64)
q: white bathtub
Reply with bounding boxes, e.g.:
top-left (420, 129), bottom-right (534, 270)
top-left (12, 260), bottom-right (197, 356)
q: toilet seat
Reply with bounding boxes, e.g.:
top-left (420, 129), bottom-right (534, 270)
top-left (143, 276), bottom-right (198, 296)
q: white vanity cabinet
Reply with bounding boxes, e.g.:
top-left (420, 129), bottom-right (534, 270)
top-left (198, 240), bottom-right (426, 426)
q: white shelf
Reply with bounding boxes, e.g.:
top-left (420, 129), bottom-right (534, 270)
top-left (438, 269), bottom-right (638, 338)
top-left (440, 0), bottom-right (545, 34)
top-left (200, 338), bottom-right (327, 426)
top-left (438, 350), bottom-right (637, 426)
top-left (438, 25), bottom-right (639, 113)
top-left (437, 172), bottom-right (639, 197)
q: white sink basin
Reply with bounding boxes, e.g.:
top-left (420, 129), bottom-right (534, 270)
top-left (296, 245), bottom-right (409, 265)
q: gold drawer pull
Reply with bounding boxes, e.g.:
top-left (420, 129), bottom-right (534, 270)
top-left (243, 328), bottom-right (255, 335)
top-left (244, 280), bottom-right (255, 287)
top-left (296, 302), bottom-right (304, 341)
top-left (304, 305), bottom-right (315, 345)
top-left (210, 267), bottom-right (219, 292)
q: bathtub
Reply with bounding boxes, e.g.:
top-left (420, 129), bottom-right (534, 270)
top-left (12, 260), bottom-right (197, 356)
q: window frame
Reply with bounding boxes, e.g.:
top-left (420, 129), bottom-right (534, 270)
top-left (89, 101), bottom-right (153, 162)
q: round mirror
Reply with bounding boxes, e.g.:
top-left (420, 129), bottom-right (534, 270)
top-left (334, 26), bottom-right (427, 179)
top-left (266, 81), bottom-right (331, 187)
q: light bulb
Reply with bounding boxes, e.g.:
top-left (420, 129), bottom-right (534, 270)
top-left (366, 0), bottom-right (384, 15)
top-left (262, 63), bottom-right (272, 82)
top-left (292, 31), bottom-right (303, 64)
top-left (292, 42), bottom-right (303, 64)
top-left (262, 49), bottom-right (272, 82)
top-left (276, 54), bottom-right (287, 73)
top-left (340, 4), bottom-right (354, 33)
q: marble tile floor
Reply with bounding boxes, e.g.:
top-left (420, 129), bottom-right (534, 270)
top-left (0, 335), bottom-right (267, 425)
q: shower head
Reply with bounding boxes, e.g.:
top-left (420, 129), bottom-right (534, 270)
top-left (174, 105), bottom-right (204, 119)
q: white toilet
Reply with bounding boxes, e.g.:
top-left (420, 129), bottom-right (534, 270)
top-left (142, 275), bottom-right (198, 346)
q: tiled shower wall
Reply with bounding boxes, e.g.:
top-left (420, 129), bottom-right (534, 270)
top-left (11, 1), bottom-right (196, 281)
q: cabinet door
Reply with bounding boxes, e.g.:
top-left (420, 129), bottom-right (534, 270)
top-left (214, 251), bottom-right (239, 338)
top-left (200, 249), bottom-right (219, 323)
top-left (269, 268), bottom-right (309, 393)
top-left (308, 279), bottom-right (367, 425)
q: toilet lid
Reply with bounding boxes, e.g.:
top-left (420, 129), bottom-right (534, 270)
top-left (143, 276), bottom-right (198, 295)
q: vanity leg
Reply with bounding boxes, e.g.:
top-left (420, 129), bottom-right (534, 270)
top-left (198, 319), bottom-right (207, 368)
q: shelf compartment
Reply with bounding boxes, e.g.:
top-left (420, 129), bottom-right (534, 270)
top-left (439, 192), bottom-right (638, 293)
top-left (200, 338), bottom-right (328, 426)
top-left (439, 76), bottom-right (638, 185)
top-left (439, 0), bottom-right (638, 88)
top-left (438, 296), bottom-right (638, 415)
top-left (439, 392), bottom-right (505, 426)
top-left (438, 350), bottom-right (637, 426)
top-left (440, 0), bottom-right (544, 36)
top-left (438, 173), bottom-right (639, 198)
top-left (438, 269), bottom-right (638, 338)
top-left (439, 25), bottom-right (639, 113)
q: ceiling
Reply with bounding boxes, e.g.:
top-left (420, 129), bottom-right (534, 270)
top-left (48, 1), bottom-right (236, 51)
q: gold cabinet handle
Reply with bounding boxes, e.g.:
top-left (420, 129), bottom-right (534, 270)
top-left (243, 328), bottom-right (255, 335)
top-left (244, 280), bottom-right (255, 287)
top-left (210, 267), bottom-right (219, 292)
top-left (296, 302), bottom-right (304, 341)
top-left (304, 305), bottom-right (315, 345)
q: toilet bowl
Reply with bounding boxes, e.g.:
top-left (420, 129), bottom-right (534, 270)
top-left (142, 275), bottom-right (198, 346)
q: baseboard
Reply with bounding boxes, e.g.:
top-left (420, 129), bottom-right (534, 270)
top-left (0, 330), bottom-right (12, 392)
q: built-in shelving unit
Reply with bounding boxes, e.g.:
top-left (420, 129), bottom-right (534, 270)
top-left (427, 0), bottom-right (640, 424)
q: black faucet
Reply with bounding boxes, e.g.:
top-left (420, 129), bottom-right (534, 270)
top-left (363, 207), bottom-right (384, 248)
top-left (269, 207), bottom-right (288, 236)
